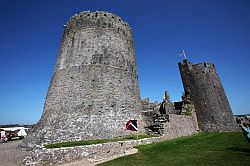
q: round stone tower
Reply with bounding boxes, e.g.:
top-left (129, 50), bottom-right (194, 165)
top-left (21, 11), bottom-right (143, 149)
top-left (178, 59), bottom-right (238, 132)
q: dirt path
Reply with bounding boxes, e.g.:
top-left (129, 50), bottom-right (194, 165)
top-left (61, 148), bottom-right (138, 166)
top-left (61, 159), bottom-right (95, 166)
top-left (0, 140), bottom-right (28, 166)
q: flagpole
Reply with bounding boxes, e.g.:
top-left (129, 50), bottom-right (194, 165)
top-left (183, 52), bottom-right (187, 59)
top-left (137, 128), bottom-right (138, 140)
top-left (137, 122), bottom-right (139, 140)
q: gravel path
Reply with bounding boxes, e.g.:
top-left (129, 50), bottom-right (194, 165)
top-left (61, 148), bottom-right (138, 166)
top-left (0, 140), bottom-right (28, 166)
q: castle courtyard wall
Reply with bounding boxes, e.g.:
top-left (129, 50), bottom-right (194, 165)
top-left (163, 113), bottom-right (199, 139)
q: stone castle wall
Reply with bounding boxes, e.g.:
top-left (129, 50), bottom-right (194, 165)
top-left (178, 60), bottom-right (238, 131)
top-left (22, 137), bottom-right (162, 166)
top-left (20, 11), bottom-right (143, 149)
top-left (163, 112), bottom-right (199, 139)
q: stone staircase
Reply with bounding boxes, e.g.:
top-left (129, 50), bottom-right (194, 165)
top-left (149, 114), bottom-right (169, 135)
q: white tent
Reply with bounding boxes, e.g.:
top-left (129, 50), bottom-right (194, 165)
top-left (17, 128), bottom-right (27, 137)
top-left (0, 127), bottom-right (29, 137)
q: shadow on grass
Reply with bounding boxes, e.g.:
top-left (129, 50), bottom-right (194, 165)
top-left (227, 147), bottom-right (250, 154)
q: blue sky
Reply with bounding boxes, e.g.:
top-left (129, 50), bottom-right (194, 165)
top-left (0, 0), bottom-right (249, 124)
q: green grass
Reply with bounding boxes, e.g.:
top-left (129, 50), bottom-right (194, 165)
top-left (99, 132), bottom-right (250, 166)
top-left (44, 134), bottom-right (157, 149)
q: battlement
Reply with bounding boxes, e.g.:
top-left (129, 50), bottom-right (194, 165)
top-left (192, 62), bottom-right (215, 71)
top-left (64, 11), bottom-right (133, 39)
top-left (179, 60), bottom-right (216, 74)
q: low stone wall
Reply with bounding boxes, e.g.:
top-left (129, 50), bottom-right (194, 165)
top-left (163, 112), bottom-right (199, 139)
top-left (22, 137), bottom-right (162, 166)
top-left (22, 112), bottom-right (201, 165)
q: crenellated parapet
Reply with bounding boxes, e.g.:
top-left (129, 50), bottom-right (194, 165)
top-left (64, 11), bottom-right (133, 40)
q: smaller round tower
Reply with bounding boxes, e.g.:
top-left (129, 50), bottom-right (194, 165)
top-left (178, 59), bottom-right (238, 131)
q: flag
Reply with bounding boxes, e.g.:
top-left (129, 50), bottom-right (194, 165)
top-left (125, 120), bottom-right (138, 131)
top-left (179, 50), bottom-right (186, 59)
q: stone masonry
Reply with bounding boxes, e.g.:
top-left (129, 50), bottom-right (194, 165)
top-left (22, 137), bottom-right (162, 166)
top-left (178, 59), bottom-right (239, 131)
top-left (20, 11), bottom-right (143, 149)
top-left (163, 112), bottom-right (199, 139)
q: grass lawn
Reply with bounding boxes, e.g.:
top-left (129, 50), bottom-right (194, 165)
top-left (44, 134), bottom-right (157, 149)
top-left (99, 132), bottom-right (250, 166)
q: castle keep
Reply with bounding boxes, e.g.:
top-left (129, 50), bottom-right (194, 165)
top-left (20, 11), bottom-right (143, 149)
top-left (178, 59), bottom-right (238, 131)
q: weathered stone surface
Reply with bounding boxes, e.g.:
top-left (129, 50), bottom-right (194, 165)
top-left (178, 59), bottom-right (239, 131)
top-left (22, 137), bottom-right (162, 166)
top-left (163, 112), bottom-right (199, 139)
top-left (20, 11), bottom-right (143, 149)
